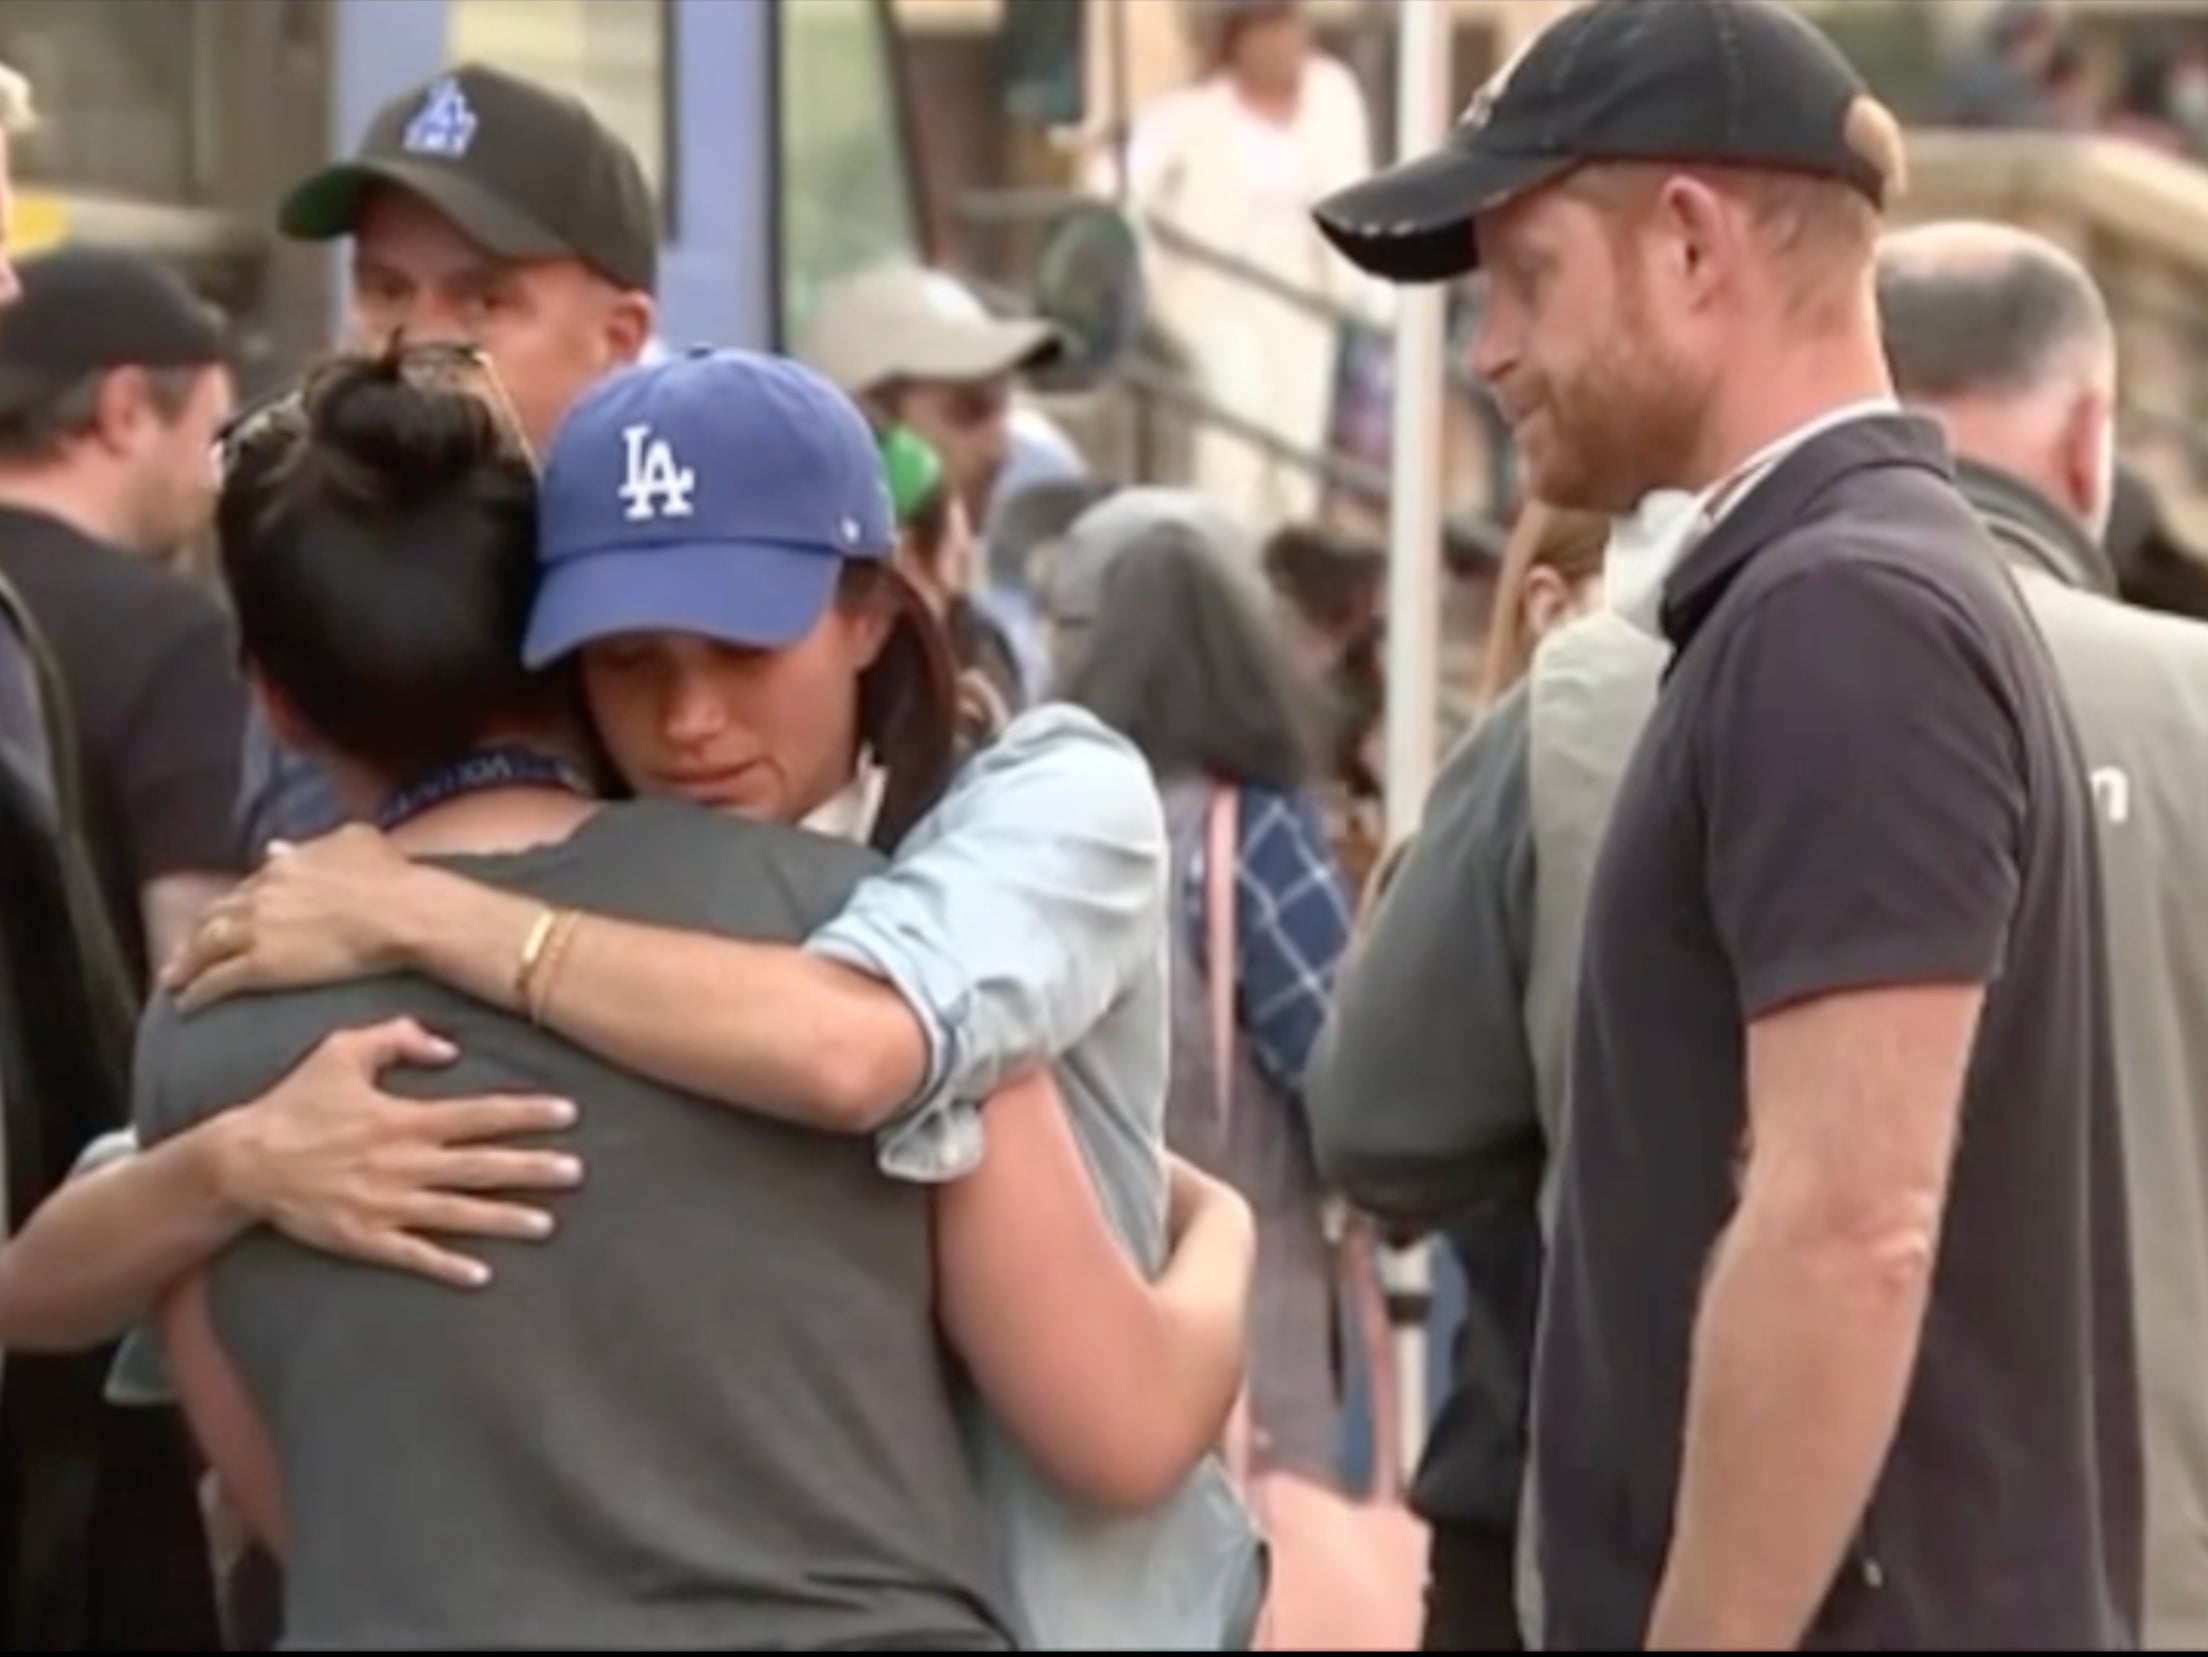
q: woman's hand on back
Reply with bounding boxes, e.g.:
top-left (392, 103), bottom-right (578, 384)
top-left (214, 1018), bottom-right (584, 1289)
top-left (165, 826), bottom-right (426, 1009)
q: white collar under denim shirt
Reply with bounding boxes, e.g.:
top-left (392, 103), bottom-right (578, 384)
top-left (1604, 397), bottom-right (1901, 638)
top-left (801, 751), bottom-right (886, 845)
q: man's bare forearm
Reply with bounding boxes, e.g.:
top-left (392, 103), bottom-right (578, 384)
top-left (392, 866), bottom-right (927, 1130)
top-left (1648, 1200), bottom-right (1934, 1649)
top-left (0, 1119), bottom-right (254, 1351)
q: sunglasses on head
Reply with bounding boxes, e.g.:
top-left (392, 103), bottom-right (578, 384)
top-left (213, 340), bottom-right (534, 475)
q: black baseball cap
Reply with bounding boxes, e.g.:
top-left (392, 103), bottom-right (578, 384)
top-left (0, 247), bottom-right (228, 416)
top-left (1314, 0), bottom-right (1897, 285)
top-left (279, 63), bottom-right (659, 293)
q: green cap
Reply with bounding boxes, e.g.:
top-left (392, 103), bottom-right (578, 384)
top-left (879, 425), bottom-right (945, 526)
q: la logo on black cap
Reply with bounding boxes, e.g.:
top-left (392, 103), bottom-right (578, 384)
top-left (404, 76), bottom-right (479, 159)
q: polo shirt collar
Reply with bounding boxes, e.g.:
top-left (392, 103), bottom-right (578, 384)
top-left (1659, 412), bottom-right (1958, 651)
top-left (1604, 400), bottom-right (1899, 638)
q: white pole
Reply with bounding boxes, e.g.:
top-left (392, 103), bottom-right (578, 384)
top-left (1380, 0), bottom-right (1452, 1488)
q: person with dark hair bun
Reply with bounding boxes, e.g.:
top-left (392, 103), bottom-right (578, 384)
top-left (7, 348), bottom-right (1260, 1650)
top-left (170, 351), bottom-right (1265, 1649)
top-left (215, 345), bottom-right (568, 789)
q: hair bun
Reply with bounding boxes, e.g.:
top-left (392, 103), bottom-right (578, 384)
top-left (302, 353), bottom-right (509, 512)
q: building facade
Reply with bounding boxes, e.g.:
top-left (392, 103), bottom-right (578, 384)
top-left (1, 0), bottom-right (929, 388)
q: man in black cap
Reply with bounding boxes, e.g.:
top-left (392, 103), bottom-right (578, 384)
top-left (1316, 1), bottom-right (2138, 1649)
top-left (0, 247), bottom-right (245, 994)
top-left (0, 245), bottom-right (227, 1648)
top-left (240, 63), bottom-right (661, 857)
top-left (282, 62), bottom-right (658, 455)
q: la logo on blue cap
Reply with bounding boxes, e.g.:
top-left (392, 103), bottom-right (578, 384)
top-left (618, 422), bottom-right (697, 523)
top-left (404, 77), bottom-right (479, 158)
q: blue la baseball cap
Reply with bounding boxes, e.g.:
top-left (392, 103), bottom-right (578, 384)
top-left (523, 349), bottom-right (895, 668)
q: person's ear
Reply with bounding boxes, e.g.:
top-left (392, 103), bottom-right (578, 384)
top-left (2063, 385), bottom-right (2117, 538)
top-left (90, 366), bottom-right (151, 456)
top-left (840, 577), bottom-right (899, 672)
top-left (1653, 173), bottom-right (1742, 310)
top-left (602, 289), bottom-right (656, 368)
top-left (1522, 565), bottom-right (1574, 641)
top-left (250, 668), bottom-right (320, 755)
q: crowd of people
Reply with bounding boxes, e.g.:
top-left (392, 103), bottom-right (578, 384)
top-left (3, 0), bottom-right (2208, 1650)
top-left (1936, 0), bottom-right (2208, 161)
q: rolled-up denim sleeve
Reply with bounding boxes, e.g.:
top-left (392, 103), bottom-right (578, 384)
top-left (807, 706), bottom-right (1167, 1183)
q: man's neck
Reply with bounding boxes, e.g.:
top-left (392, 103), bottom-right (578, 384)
top-left (1919, 399), bottom-right (2081, 528)
top-left (1682, 336), bottom-right (1895, 496)
top-left (334, 728), bottom-right (599, 858)
top-left (327, 775), bottom-right (595, 861)
top-left (390, 789), bottom-right (597, 860)
top-left (0, 470), bottom-right (133, 551)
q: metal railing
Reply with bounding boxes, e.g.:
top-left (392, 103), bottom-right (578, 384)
top-left (955, 185), bottom-right (1514, 512)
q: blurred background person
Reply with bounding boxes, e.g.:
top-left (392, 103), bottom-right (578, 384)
top-left (1880, 219), bottom-right (2208, 1651)
top-left (1049, 490), bottom-right (1353, 1488)
top-left (1261, 520), bottom-right (1384, 890)
top-left (1100, 0), bottom-right (1380, 529)
top-left (981, 476), bottom-right (1118, 703)
top-left (1934, 0), bottom-right (2066, 131)
top-left (1310, 503), bottom-right (1653, 1651)
top-left (2105, 34), bottom-right (2208, 159)
top-left (0, 249), bottom-right (244, 997)
top-left (1469, 506), bottom-right (1606, 713)
top-left (880, 423), bottom-right (1026, 720)
top-left (2110, 463), bottom-right (2208, 622)
top-left (800, 263), bottom-right (1082, 548)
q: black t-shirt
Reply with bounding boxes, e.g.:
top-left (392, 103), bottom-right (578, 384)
top-left (1535, 416), bottom-right (2142, 1650)
top-left (0, 507), bottom-right (247, 990)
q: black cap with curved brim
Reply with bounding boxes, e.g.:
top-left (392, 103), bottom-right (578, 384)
top-left (280, 63), bottom-right (660, 293)
top-left (282, 156), bottom-right (572, 264)
top-left (1314, 0), bottom-right (1894, 286)
top-left (0, 247), bottom-right (230, 418)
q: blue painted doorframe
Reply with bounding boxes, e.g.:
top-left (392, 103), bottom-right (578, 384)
top-left (327, 0), bottom-right (774, 353)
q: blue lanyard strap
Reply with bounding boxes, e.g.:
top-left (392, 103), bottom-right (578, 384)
top-left (376, 745), bottom-right (595, 832)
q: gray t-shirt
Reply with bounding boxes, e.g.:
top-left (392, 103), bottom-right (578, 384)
top-left (135, 800), bottom-right (1012, 1653)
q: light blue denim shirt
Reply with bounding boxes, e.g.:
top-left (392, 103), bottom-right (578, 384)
top-left (811, 705), bottom-right (1264, 1651)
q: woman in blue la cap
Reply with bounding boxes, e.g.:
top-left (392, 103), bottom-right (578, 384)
top-left (162, 348), bottom-right (1266, 1649)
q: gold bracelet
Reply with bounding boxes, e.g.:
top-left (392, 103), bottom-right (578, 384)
top-left (526, 910), bottom-right (584, 1027)
top-left (513, 907), bottom-right (560, 1011)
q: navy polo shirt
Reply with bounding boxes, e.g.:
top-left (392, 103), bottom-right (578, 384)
top-left (1534, 415), bottom-right (2142, 1650)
